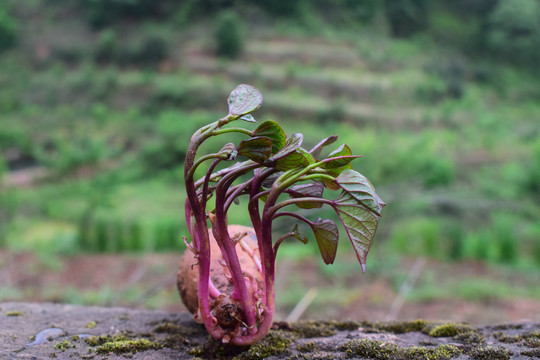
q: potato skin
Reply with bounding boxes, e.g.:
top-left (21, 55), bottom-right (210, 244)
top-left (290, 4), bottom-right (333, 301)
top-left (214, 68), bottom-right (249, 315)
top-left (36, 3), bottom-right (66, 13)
top-left (177, 225), bottom-right (262, 325)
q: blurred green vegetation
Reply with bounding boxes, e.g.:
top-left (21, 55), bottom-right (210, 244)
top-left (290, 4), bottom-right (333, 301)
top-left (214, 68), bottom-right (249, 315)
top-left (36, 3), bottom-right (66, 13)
top-left (1, 0), bottom-right (539, 285)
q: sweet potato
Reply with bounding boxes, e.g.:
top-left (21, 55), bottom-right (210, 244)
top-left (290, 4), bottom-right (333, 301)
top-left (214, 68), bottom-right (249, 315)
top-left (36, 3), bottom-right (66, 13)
top-left (177, 225), bottom-right (262, 331)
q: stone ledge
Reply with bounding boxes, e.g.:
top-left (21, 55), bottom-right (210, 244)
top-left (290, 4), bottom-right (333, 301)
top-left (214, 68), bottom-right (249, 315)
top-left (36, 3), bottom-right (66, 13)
top-left (1, 302), bottom-right (539, 359)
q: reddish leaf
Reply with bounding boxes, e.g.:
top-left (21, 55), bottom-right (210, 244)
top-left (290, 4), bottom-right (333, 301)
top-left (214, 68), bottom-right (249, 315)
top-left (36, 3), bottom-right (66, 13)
top-left (310, 135), bottom-right (338, 159)
top-left (310, 218), bottom-right (339, 265)
top-left (335, 169), bottom-right (385, 216)
top-left (287, 182), bottom-right (324, 209)
top-left (334, 194), bottom-right (380, 272)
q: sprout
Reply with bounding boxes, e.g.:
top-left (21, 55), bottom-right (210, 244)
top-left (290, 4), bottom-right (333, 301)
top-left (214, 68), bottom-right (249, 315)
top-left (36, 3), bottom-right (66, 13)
top-left (180, 84), bottom-right (385, 345)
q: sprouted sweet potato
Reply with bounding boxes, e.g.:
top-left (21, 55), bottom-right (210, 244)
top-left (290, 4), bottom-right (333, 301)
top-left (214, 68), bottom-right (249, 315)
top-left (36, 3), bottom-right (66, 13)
top-left (177, 84), bottom-right (385, 346)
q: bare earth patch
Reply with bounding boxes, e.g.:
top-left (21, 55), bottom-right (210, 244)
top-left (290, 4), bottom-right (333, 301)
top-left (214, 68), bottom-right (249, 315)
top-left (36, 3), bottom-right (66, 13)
top-left (1, 250), bottom-right (539, 326)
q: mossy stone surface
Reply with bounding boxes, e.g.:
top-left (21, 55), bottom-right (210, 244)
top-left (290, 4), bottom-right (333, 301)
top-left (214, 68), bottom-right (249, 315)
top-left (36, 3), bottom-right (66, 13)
top-left (1, 302), bottom-right (539, 359)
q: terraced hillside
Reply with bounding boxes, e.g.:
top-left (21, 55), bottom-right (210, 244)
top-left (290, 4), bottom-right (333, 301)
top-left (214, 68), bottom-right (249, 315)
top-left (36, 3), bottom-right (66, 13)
top-left (1, 0), bottom-right (540, 316)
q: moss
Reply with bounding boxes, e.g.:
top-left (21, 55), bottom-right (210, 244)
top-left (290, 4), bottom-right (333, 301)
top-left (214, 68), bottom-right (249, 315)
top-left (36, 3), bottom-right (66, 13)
top-left (288, 354), bottom-right (336, 360)
top-left (342, 338), bottom-right (462, 360)
top-left (329, 320), bottom-right (360, 331)
top-left (94, 338), bottom-right (162, 355)
top-left (406, 345), bottom-right (462, 360)
top-left (493, 330), bottom-right (540, 347)
top-left (153, 322), bottom-right (183, 333)
top-left (493, 331), bottom-right (521, 343)
top-left (428, 323), bottom-right (474, 337)
top-left (188, 345), bottom-right (206, 357)
top-left (6, 310), bottom-right (24, 316)
top-left (375, 319), bottom-right (428, 334)
top-left (84, 333), bottom-right (127, 346)
top-left (54, 340), bottom-right (73, 352)
top-left (291, 321), bottom-right (337, 338)
top-left (84, 321), bottom-right (96, 329)
top-left (296, 341), bottom-right (319, 352)
top-left (233, 330), bottom-right (293, 360)
top-left (454, 330), bottom-right (485, 344)
top-left (524, 337), bottom-right (540, 348)
top-left (468, 346), bottom-right (512, 360)
top-left (357, 319), bottom-right (428, 334)
top-left (521, 348), bottom-right (540, 357)
top-left (342, 338), bottom-right (398, 359)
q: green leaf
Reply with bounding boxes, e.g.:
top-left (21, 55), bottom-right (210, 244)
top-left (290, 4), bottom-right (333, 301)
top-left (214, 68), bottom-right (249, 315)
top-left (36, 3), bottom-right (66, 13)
top-left (332, 169), bottom-right (385, 271)
top-left (267, 133), bottom-right (303, 163)
top-left (236, 136), bottom-right (273, 163)
top-left (323, 144), bottom-right (361, 169)
top-left (275, 147), bottom-right (315, 171)
top-left (310, 135), bottom-right (338, 160)
top-left (227, 84), bottom-right (263, 120)
top-left (326, 163), bottom-right (352, 178)
top-left (310, 218), bottom-right (339, 265)
top-left (287, 182), bottom-right (324, 209)
top-left (252, 120), bottom-right (286, 154)
top-left (334, 194), bottom-right (380, 271)
top-left (335, 169), bottom-right (385, 216)
top-left (323, 178), bottom-right (340, 190)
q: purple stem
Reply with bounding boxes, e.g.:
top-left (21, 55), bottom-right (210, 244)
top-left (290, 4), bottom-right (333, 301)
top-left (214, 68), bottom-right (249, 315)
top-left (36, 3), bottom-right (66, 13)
top-left (201, 158), bottom-right (222, 210)
top-left (185, 199), bottom-right (194, 243)
top-left (231, 173), bottom-right (279, 345)
top-left (273, 211), bottom-right (313, 223)
top-left (224, 180), bottom-right (252, 213)
top-left (214, 164), bottom-right (260, 333)
top-left (185, 134), bottom-right (223, 340)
